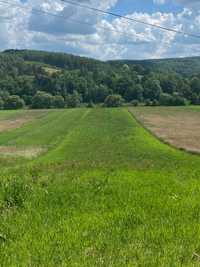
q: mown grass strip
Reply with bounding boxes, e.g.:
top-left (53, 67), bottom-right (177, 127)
top-left (1, 108), bottom-right (200, 266)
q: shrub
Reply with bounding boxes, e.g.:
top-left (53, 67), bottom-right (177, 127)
top-left (131, 100), bottom-right (139, 106)
top-left (173, 94), bottom-right (188, 106)
top-left (87, 101), bottom-right (95, 108)
top-left (52, 95), bottom-right (65, 108)
top-left (159, 93), bottom-right (188, 106)
top-left (152, 99), bottom-right (159, 106)
top-left (0, 97), bottom-right (4, 110)
top-left (159, 93), bottom-right (174, 106)
top-left (4, 95), bottom-right (25, 110)
top-left (66, 91), bottom-right (82, 108)
top-left (145, 99), bottom-right (153, 106)
top-left (32, 91), bottom-right (53, 109)
top-left (191, 93), bottom-right (200, 105)
top-left (104, 94), bottom-right (124, 107)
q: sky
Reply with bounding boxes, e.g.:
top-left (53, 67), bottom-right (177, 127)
top-left (0, 0), bottom-right (200, 60)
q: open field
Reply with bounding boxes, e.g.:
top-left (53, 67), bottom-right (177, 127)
top-left (130, 106), bottom-right (200, 154)
top-left (0, 110), bottom-right (47, 133)
top-left (1, 108), bottom-right (200, 266)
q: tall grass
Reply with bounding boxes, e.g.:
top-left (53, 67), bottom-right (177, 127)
top-left (1, 108), bottom-right (200, 266)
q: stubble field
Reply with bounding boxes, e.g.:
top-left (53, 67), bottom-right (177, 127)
top-left (130, 106), bottom-right (200, 154)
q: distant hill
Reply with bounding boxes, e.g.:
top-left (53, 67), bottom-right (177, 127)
top-left (4, 49), bottom-right (200, 77)
top-left (3, 49), bottom-right (108, 72)
top-left (109, 57), bottom-right (200, 77)
top-left (0, 49), bottom-right (200, 109)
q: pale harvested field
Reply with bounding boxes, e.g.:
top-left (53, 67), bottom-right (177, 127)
top-left (0, 110), bottom-right (48, 158)
top-left (0, 110), bottom-right (47, 133)
top-left (130, 106), bottom-right (200, 154)
top-left (0, 146), bottom-right (46, 158)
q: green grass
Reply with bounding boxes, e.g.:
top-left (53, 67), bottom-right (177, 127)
top-left (1, 108), bottom-right (200, 266)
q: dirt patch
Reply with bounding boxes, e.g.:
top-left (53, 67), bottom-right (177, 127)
top-left (130, 107), bottom-right (200, 154)
top-left (0, 110), bottom-right (47, 133)
top-left (0, 118), bottom-right (32, 132)
top-left (0, 146), bottom-right (46, 159)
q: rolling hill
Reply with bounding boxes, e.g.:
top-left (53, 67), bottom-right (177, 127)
top-left (0, 49), bottom-right (200, 109)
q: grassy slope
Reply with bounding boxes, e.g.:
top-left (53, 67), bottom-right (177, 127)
top-left (1, 108), bottom-right (200, 266)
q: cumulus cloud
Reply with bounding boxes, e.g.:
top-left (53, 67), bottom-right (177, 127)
top-left (28, 0), bottom-right (118, 35)
top-left (153, 0), bottom-right (166, 5)
top-left (0, 0), bottom-right (200, 60)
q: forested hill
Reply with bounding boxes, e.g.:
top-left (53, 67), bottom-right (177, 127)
top-left (3, 49), bottom-right (108, 72)
top-left (110, 57), bottom-right (200, 77)
top-left (4, 49), bottom-right (200, 76)
top-left (0, 49), bottom-right (200, 109)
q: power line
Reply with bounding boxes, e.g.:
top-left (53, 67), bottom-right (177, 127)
top-left (0, 0), bottom-right (182, 50)
top-left (0, 0), bottom-right (149, 45)
top-left (60, 0), bottom-right (200, 40)
top-left (0, 1), bottom-right (191, 58)
top-left (0, 0), bottom-right (151, 47)
top-left (28, 29), bottom-right (145, 47)
top-left (0, 15), bottom-right (11, 20)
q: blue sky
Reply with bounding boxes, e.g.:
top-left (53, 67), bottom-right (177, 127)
top-left (112, 0), bottom-right (181, 14)
top-left (0, 0), bottom-right (200, 60)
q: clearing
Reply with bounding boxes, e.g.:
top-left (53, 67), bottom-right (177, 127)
top-left (0, 110), bottom-right (48, 158)
top-left (130, 106), bottom-right (200, 154)
top-left (0, 110), bottom-right (47, 133)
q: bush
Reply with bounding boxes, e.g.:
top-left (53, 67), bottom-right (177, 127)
top-left (66, 91), bottom-right (82, 108)
top-left (52, 95), bottom-right (65, 108)
top-left (173, 94), bottom-right (188, 106)
top-left (4, 95), bottom-right (25, 110)
top-left (87, 101), bottom-right (95, 108)
top-left (131, 100), bottom-right (139, 106)
top-left (104, 94), bottom-right (124, 107)
top-left (159, 93), bottom-right (174, 106)
top-left (152, 99), bottom-right (159, 106)
top-left (32, 91), bottom-right (53, 109)
top-left (145, 99), bottom-right (153, 106)
top-left (191, 93), bottom-right (200, 105)
top-left (0, 97), bottom-right (4, 110)
top-left (159, 93), bottom-right (188, 106)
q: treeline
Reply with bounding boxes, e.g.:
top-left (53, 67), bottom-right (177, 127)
top-left (0, 49), bottom-right (200, 109)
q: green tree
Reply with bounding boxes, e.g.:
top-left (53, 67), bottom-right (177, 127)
top-left (131, 100), bottom-right (139, 106)
top-left (87, 101), bottom-right (95, 108)
top-left (159, 93), bottom-right (174, 106)
top-left (124, 84), bottom-right (143, 102)
top-left (0, 97), bottom-right (4, 110)
top-left (104, 94), bottom-right (124, 107)
top-left (32, 91), bottom-right (53, 109)
top-left (160, 77), bottom-right (176, 94)
top-left (191, 93), bottom-right (200, 105)
top-left (66, 91), bottom-right (82, 108)
top-left (90, 85), bottom-right (112, 103)
top-left (191, 77), bottom-right (200, 95)
top-left (116, 76), bottom-right (135, 97)
top-left (159, 93), bottom-right (187, 106)
top-left (4, 95), bottom-right (25, 110)
top-left (52, 95), bottom-right (65, 108)
top-left (144, 79), bottom-right (162, 100)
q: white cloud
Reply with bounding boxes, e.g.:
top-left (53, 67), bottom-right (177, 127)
top-left (153, 0), bottom-right (166, 5)
top-left (0, 0), bottom-right (200, 60)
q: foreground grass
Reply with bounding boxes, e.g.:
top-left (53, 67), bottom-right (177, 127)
top-left (1, 108), bottom-right (200, 266)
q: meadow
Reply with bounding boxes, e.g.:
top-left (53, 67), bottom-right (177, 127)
top-left (1, 107), bottom-right (200, 266)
